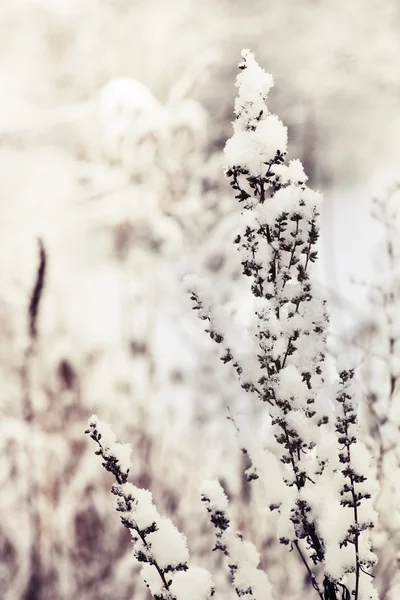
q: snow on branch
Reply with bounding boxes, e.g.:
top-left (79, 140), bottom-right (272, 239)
top-left (200, 479), bottom-right (274, 600)
top-left (85, 415), bottom-right (215, 600)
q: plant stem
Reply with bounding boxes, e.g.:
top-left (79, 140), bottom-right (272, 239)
top-left (293, 540), bottom-right (323, 600)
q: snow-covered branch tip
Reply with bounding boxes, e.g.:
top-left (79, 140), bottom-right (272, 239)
top-left (85, 415), bottom-right (214, 600)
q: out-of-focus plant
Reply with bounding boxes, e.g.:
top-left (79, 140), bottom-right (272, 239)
top-left (350, 185), bottom-right (400, 600)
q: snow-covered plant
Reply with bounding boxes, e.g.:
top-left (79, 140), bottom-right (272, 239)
top-left (187, 50), bottom-right (378, 600)
top-left (200, 479), bottom-right (273, 599)
top-left (85, 415), bottom-right (215, 600)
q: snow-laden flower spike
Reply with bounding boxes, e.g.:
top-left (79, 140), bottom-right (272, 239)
top-left (187, 50), bottom-right (378, 600)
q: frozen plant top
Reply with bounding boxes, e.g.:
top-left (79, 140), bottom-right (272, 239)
top-left (87, 414), bottom-right (132, 476)
top-left (200, 479), bottom-right (229, 511)
top-left (224, 49), bottom-right (288, 177)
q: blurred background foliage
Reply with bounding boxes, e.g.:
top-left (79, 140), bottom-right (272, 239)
top-left (1, 1), bottom-right (400, 599)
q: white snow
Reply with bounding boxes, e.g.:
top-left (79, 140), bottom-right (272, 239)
top-left (146, 518), bottom-right (190, 570)
top-left (170, 568), bottom-right (214, 600)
